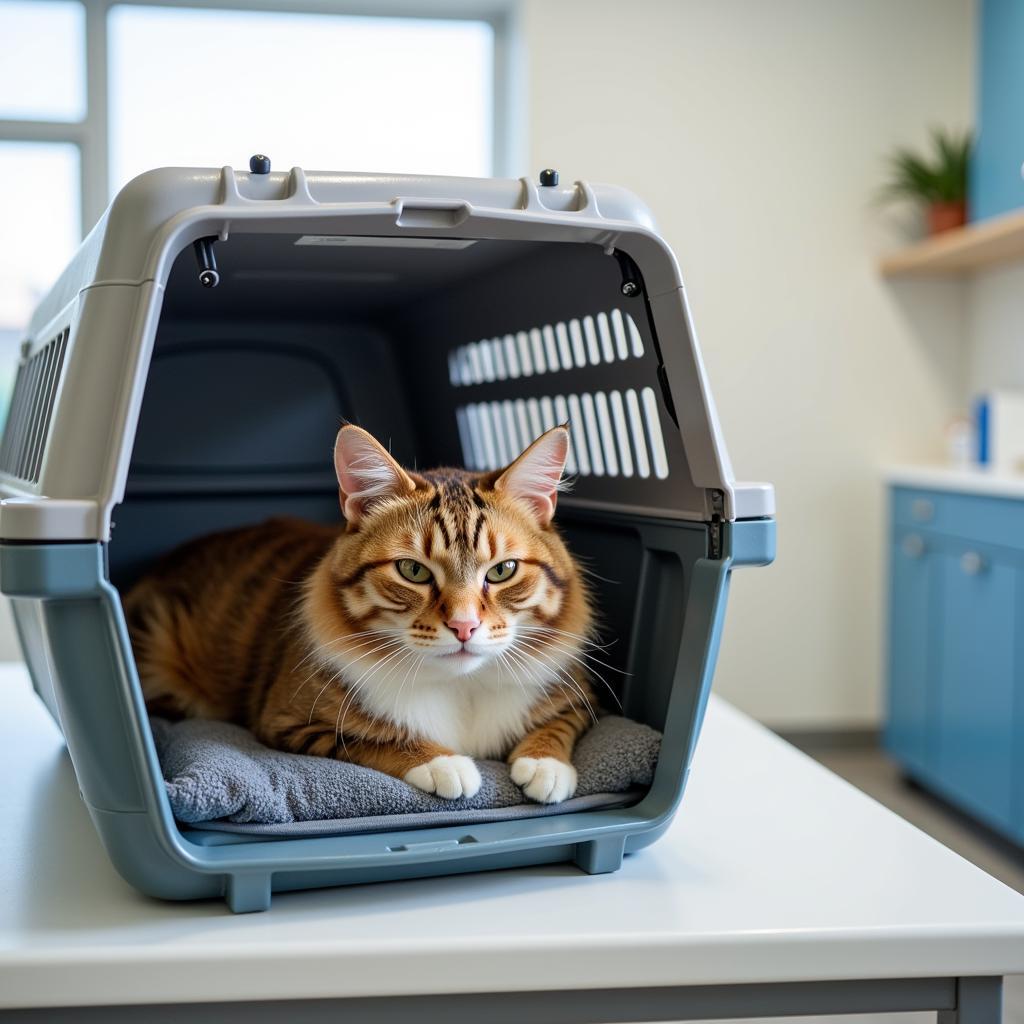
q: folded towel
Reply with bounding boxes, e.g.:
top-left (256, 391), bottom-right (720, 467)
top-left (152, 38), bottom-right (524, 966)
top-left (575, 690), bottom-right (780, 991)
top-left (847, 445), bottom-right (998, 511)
top-left (150, 715), bottom-right (662, 838)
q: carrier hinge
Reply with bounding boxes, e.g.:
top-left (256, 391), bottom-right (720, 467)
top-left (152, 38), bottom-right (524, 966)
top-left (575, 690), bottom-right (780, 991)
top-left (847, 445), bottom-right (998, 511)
top-left (708, 489), bottom-right (725, 559)
top-left (193, 236), bottom-right (221, 288)
top-left (610, 249), bottom-right (643, 299)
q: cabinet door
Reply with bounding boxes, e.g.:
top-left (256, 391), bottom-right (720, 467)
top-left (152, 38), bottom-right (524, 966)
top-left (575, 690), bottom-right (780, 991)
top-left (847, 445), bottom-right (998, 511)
top-left (885, 532), bottom-right (934, 775)
top-left (937, 547), bottom-right (1017, 832)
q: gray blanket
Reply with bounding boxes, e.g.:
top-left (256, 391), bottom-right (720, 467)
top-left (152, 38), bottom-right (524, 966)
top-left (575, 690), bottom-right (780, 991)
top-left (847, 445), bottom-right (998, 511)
top-left (150, 715), bottom-right (661, 837)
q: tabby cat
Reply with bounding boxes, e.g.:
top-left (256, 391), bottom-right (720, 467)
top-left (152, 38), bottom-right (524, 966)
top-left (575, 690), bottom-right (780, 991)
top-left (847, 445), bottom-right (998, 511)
top-left (125, 424), bottom-right (598, 804)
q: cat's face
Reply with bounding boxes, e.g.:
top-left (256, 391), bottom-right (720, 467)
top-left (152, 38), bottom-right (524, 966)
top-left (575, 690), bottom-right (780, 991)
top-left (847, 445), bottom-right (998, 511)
top-left (305, 425), bottom-right (591, 690)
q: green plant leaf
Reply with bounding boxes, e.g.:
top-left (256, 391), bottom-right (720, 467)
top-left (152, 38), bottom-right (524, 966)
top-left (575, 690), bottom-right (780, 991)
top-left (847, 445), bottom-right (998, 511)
top-left (878, 127), bottom-right (971, 206)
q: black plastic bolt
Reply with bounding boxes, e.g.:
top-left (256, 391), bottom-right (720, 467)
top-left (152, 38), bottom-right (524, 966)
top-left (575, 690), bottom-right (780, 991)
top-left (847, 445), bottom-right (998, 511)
top-left (539, 168), bottom-right (559, 187)
top-left (193, 237), bottom-right (220, 289)
top-left (249, 154), bottom-right (271, 174)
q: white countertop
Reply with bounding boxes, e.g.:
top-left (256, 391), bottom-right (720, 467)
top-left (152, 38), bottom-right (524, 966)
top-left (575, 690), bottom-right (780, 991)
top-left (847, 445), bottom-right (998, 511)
top-left (1, 662), bottom-right (1022, 1009)
top-left (885, 463), bottom-right (1024, 500)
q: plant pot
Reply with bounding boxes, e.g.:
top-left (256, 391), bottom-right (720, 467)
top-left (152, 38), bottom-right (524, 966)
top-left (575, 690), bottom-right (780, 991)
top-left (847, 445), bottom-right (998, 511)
top-left (927, 200), bottom-right (967, 235)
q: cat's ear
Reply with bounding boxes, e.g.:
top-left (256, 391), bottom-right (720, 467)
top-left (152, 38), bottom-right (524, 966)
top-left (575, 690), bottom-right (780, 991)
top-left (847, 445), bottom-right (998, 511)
top-left (493, 425), bottom-right (569, 527)
top-left (333, 425), bottom-right (416, 524)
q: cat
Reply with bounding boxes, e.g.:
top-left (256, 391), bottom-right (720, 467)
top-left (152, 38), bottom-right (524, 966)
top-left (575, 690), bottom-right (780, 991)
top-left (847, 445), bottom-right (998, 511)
top-left (125, 424), bottom-right (599, 804)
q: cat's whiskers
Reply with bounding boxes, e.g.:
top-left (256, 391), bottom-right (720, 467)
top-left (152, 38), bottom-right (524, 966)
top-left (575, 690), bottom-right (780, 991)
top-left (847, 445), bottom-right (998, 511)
top-left (391, 647), bottom-right (427, 723)
top-left (514, 646), bottom-right (582, 719)
top-left (515, 630), bottom-right (624, 712)
top-left (289, 629), bottom-right (400, 701)
top-left (370, 647), bottom-right (420, 728)
top-left (337, 641), bottom-right (413, 722)
top-left (517, 623), bottom-right (621, 659)
top-left (293, 627), bottom-right (397, 673)
top-left (517, 626), bottom-right (628, 693)
top-left (304, 636), bottom-right (406, 718)
top-left (498, 648), bottom-right (545, 715)
top-left (334, 645), bottom-right (415, 756)
top-left (501, 643), bottom-right (543, 687)
top-left (293, 634), bottom-right (404, 708)
top-left (292, 630), bottom-right (395, 704)
top-left (508, 638), bottom-right (599, 724)
top-left (573, 559), bottom-right (622, 586)
top-left (502, 643), bottom-right (564, 717)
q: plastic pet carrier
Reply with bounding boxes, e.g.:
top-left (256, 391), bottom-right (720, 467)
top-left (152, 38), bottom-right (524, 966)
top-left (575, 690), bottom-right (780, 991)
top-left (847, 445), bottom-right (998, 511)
top-left (0, 162), bottom-right (775, 912)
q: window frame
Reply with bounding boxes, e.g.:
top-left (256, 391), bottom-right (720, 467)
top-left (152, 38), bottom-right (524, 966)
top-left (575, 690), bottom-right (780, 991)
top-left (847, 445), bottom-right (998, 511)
top-left (0, 0), bottom-right (521, 236)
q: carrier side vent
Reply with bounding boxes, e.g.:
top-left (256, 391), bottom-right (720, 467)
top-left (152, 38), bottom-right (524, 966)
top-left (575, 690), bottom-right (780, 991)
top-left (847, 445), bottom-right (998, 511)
top-left (0, 326), bottom-right (69, 484)
top-left (456, 387), bottom-right (669, 481)
top-left (447, 310), bottom-right (644, 387)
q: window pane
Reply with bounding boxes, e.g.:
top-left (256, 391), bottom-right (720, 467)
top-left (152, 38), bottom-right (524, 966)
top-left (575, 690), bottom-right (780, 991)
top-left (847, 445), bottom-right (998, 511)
top-left (0, 1), bottom-right (86, 121)
top-left (0, 143), bottom-right (80, 383)
top-left (108, 7), bottom-right (493, 194)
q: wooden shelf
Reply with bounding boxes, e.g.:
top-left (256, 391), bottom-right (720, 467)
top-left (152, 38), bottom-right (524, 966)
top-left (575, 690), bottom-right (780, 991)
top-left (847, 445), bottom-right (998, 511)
top-left (880, 207), bottom-right (1024, 277)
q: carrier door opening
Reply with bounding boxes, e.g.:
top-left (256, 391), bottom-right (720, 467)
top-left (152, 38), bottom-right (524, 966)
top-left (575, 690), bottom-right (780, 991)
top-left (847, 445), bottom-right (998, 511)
top-left (112, 229), bottom-right (703, 731)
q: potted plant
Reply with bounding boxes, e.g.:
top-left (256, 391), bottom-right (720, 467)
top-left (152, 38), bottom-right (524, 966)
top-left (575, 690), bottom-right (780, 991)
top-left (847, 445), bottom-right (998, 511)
top-left (880, 128), bottom-right (971, 235)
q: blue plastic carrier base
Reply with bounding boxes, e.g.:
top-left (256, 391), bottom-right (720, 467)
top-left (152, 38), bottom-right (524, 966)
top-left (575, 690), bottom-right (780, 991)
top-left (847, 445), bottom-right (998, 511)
top-left (0, 166), bottom-right (775, 911)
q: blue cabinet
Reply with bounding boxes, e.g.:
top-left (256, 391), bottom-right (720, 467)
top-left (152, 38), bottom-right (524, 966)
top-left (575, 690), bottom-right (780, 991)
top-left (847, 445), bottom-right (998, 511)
top-left (885, 486), bottom-right (1024, 845)
top-left (886, 532), bottom-right (934, 777)
top-left (936, 548), bottom-right (1017, 831)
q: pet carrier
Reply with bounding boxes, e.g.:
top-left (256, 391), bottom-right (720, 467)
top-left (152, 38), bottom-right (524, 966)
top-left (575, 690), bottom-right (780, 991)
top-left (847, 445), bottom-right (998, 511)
top-left (0, 160), bottom-right (775, 912)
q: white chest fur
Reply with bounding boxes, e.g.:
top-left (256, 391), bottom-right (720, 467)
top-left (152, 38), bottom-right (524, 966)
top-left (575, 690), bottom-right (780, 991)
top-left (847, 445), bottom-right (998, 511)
top-left (351, 658), bottom-right (554, 759)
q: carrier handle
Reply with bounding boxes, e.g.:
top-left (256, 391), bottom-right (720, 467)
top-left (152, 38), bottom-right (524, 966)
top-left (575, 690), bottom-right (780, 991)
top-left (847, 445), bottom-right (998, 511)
top-left (394, 197), bottom-right (471, 229)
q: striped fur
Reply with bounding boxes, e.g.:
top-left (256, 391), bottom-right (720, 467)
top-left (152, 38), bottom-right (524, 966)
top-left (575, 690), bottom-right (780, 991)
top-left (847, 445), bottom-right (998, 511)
top-left (125, 425), bottom-right (598, 803)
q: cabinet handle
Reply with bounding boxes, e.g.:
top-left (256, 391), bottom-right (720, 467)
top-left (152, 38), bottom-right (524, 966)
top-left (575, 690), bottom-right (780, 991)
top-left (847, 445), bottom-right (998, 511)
top-left (911, 498), bottom-right (935, 522)
top-left (960, 551), bottom-right (986, 575)
top-left (901, 534), bottom-right (926, 559)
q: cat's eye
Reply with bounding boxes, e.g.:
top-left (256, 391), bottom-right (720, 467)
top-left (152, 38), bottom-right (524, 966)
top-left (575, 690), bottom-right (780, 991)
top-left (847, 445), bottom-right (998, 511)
top-left (486, 559), bottom-right (518, 584)
top-left (396, 559), bottom-right (433, 584)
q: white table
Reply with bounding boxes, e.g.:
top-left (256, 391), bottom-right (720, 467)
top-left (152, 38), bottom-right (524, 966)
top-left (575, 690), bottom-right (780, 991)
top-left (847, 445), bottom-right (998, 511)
top-left (0, 662), bottom-right (1022, 1022)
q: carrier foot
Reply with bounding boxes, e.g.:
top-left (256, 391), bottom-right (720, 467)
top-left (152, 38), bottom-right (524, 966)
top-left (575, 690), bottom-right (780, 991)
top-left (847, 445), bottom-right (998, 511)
top-left (574, 836), bottom-right (626, 875)
top-left (225, 872), bottom-right (272, 913)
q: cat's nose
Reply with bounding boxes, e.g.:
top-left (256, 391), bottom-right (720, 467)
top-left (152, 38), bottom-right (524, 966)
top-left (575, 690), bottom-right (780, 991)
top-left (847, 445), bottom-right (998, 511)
top-left (446, 618), bottom-right (480, 643)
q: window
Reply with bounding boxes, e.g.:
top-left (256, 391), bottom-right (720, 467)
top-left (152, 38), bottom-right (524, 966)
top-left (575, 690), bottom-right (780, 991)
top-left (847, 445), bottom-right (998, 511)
top-left (0, 142), bottom-right (81, 395)
top-left (0, 0), bottom-right (86, 380)
top-left (0, 1), bottom-right (86, 121)
top-left (0, 0), bottom-right (508, 380)
top-left (108, 7), bottom-right (493, 193)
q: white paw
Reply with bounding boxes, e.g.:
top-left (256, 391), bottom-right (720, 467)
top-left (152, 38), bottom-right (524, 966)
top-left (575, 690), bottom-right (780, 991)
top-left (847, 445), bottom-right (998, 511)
top-left (510, 756), bottom-right (578, 804)
top-left (404, 755), bottom-right (481, 800)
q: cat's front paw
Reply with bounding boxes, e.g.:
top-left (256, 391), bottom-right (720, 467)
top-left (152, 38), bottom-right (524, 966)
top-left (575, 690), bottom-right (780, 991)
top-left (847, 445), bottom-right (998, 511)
top-left (404, 755), bottom-right (481, 800)
top-left (511, 756), bottom-right (577, 804)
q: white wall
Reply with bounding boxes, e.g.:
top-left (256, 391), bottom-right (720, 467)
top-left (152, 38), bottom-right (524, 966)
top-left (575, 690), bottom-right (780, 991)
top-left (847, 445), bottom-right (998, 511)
top-left (523, 0), bottom-right (974, 728)
top-left (968, 264), bottom-right (1024, 394)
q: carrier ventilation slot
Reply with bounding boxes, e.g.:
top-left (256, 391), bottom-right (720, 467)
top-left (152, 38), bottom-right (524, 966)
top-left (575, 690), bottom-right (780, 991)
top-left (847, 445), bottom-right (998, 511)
top-left (447, 310), bottom-right (644, 387)
top-left (0, 327), bottom-right (69, 483)
top-left (456, 387), bottom-right (669, 481)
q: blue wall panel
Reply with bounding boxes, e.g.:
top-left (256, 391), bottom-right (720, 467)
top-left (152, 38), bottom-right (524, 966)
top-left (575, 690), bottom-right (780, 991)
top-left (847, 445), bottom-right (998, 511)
top-left (972, 0), bottom-right (1024, 221)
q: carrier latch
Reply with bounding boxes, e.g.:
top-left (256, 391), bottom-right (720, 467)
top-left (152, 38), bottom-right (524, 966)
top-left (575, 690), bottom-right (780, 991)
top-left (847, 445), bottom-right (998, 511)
top-left (708, 489), bottom-right (725, 560)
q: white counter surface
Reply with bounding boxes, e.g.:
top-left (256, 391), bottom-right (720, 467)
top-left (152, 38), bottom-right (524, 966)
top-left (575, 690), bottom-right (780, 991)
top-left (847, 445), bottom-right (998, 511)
top-left (0, 663), bottom-right (1022, 1010)
top-left (885, 463), bottom-right (1024, 500)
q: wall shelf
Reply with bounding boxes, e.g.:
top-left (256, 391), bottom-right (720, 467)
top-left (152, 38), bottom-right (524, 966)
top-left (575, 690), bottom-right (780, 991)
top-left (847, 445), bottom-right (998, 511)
top-left (880, 207), bottom-right (1024, 277)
